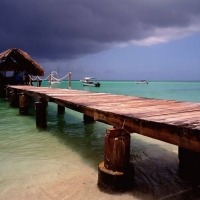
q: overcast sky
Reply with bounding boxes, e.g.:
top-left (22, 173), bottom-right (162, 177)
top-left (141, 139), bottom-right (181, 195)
top-left (1, 0), bottom-right (200, 80)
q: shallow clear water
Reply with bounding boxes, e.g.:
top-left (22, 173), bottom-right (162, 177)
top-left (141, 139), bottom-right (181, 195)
top-left (1, 81), bottom-right (200, 200)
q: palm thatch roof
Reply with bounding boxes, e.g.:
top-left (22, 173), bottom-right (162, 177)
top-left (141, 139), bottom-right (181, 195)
top-left (0, 48), bottom-right (45, 76)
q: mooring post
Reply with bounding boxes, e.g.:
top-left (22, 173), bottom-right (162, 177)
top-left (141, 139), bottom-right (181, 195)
top-left (35, 98), bottom-right (47, 128)
top-left (179, 147), bottom-right (200, 182)
top-left (57, 104), bottom-right (65, 114)
top-left (19, 93), bottom-right (29, 115)
top-left (98, 127), bottom-right (134, 191)
top-left (83, 114), bottom-right (94, 123)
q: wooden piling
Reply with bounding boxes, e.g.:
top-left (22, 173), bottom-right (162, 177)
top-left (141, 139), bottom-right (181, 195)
top-left (104, 128), bottom-right (130, 172)
top-left (19, 94), bottom-right (29, 115)
top-left (58, 104), bottom-right (65, 114)
top-left (179, 147), bottom-right (200, 183)
top-left (98, 128), bottom-right (134, 191)
top-left (83, 114), bottom-right (94, 123)
top-left (9, 91), bottom-right (19, 107)
top-left (5, 88), bottom-right (10, 101)
top-left (68, 72), bottom-right (71, 89)
top-left (35, 99), bottom-right (47, 128)
top-left (30, 75), bottom-right (32, 86)
top-left (36, 76), bottom-right (39, 87)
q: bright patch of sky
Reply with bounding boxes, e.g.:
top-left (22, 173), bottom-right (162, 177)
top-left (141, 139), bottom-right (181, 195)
top-left (58, 33), bottom-right (200, 80)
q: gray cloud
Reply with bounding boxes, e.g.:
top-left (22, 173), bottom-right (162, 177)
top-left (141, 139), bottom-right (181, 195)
top-left (1, 0), bottom-right (200, 61)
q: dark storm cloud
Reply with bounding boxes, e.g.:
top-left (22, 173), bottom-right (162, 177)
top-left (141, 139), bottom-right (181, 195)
top-left (1, 0), bottom-right (200, 61)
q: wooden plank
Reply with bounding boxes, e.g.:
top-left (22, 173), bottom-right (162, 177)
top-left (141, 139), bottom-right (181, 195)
top-left (93, 109), bottom-right (200, 153)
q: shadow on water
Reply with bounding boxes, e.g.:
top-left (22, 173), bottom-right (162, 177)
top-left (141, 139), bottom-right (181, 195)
top-left (129, 137), bottom-right (200, 200)
top-left (33, 102), bottom-right (200, 200)
top-left (48, 112), bottom-right (105, 167)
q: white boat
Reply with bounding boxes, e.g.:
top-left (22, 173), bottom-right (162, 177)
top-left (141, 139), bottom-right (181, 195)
top-left (50, 71), bottom-right (61, 84)
top-left (80, 77), bottom-right (101, 87)
top-left (135, 80), bottom-right (149, 84)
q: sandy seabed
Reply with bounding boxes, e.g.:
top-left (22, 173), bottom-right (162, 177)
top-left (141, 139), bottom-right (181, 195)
top-left (0, 152), bottom-right (137, 200)
top-left (0, 168), bottom-right (137, 200)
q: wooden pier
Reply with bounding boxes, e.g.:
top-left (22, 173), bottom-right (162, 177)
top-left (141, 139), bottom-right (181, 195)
top-left (6, 85), bottom-right (200, 153)
top-left (5, 85), bottom-right (200, 191)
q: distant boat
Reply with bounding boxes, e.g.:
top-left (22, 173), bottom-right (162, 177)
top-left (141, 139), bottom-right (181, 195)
top-left (135, 80), bottom-right (149, 84)
top-left (50, 70), bottom-right (61, 84)
top-left (80, 77), bottom-right (101, 87)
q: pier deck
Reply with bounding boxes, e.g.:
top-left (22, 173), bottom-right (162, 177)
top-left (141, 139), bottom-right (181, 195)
top-left (7, 85), bottom-right (200, 153)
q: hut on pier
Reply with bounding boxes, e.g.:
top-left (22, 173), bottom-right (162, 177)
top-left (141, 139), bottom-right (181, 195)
top-left (0, 48), bottom-right (45, 96)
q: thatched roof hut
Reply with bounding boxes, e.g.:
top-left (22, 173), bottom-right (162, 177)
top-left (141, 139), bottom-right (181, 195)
top-left (0, 48), bottom-right (44, 76)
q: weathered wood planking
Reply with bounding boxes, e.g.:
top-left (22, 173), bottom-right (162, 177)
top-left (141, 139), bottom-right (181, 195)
top-left (7, 85), bottom-right (200, 153)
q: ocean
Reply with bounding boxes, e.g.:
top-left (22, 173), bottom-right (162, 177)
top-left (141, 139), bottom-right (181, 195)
top-left (1, 80), bottom-right (200, 200)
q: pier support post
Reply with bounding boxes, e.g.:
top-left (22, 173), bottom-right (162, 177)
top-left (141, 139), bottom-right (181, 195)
top-left (83, 114), bottom-right (94, 123)
top-left (58, 104), bottom-right (65, 114)
top-left (179, 147), bottom-right (200, 183)
top-left (98, 128), bottom-right (134, 191)
top-left (9, 91), bottom-right (19, 107)
top-left (5, 88), bottom-right (10, 101)
top-left (19, 94), bottom-right (29, 115)
top-left (35, 98), bottom-right (47, 128)
top-left (30, 75), bottom-right (33, 86)
top-left (68, 72), bottom-right (71, 89)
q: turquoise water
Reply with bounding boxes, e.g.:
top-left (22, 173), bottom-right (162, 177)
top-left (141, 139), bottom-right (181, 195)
top-left (1, 81), bottom-right (200, 200)
top-left (42, 80), bottom-right (200, 102)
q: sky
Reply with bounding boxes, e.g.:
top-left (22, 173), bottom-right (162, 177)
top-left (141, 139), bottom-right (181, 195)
top-left (1, 0), bottom-right (200, 81)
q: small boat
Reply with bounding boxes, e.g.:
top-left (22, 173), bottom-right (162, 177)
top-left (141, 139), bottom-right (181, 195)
top-left (80, 77), bottom-right (101, 87)
top-left (50, 71), bottom-right (61, 84)
top-left (135, 80), bottom-right (149, 84)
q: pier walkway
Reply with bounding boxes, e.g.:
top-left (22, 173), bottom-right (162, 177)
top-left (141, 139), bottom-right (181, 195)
top-left (7, 85), bottom-right (200, 154)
